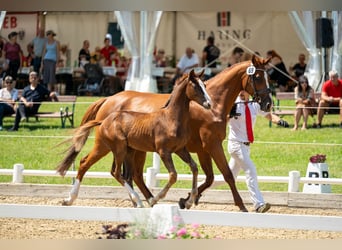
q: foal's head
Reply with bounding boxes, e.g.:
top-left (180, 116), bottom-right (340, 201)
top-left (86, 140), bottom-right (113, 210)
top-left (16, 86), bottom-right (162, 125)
top-left (184, 69), bottom-right (211, 109)
top-left (164, 69), bottom-right (212, 110)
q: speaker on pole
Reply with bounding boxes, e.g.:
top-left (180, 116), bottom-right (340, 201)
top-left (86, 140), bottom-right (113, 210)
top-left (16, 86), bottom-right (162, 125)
top-left (316, 18), bottom-right (334, 48)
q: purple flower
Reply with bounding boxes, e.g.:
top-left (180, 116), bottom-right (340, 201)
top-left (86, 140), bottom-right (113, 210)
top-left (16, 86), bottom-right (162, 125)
top-left (309, 154), bottom-right (326, 163)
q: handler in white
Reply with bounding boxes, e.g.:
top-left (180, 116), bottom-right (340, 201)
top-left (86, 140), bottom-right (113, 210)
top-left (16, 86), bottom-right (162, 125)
top-left (228, 90), bottom-right (289, 213)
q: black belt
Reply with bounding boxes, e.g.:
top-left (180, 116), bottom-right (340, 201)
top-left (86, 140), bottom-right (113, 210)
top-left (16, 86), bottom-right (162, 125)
top-left (242, 142), bottom-right (250, 146)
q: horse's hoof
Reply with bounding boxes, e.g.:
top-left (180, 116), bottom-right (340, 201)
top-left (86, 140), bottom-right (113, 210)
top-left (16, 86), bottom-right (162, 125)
top-left (185, 202), bottom-right (192, 210)
top-left (61, 200), bottom-right (71, 206)
top-left (178, 198), bottom-right (186, 209)
top-left (240, 208), bottom-right (248, 212)
top-left (194, 194), bottom-right (202, 205)
top-left (136, 203), bottom-right (144, 208)
top-left (148, 198), bottom-right (157, 207)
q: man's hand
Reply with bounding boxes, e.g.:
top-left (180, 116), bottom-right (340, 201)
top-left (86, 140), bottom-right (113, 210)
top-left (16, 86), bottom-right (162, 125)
top-left (277, 119), bottom-right (289, 128)
top-left (229, 103), bottom-right (241, 119)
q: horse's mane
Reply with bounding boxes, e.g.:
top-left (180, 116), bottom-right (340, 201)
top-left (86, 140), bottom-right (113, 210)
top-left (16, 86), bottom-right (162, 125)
top-left (205, 60), bottom-right (251, 87)
top-left (162, 73), bottom-right (188, 109)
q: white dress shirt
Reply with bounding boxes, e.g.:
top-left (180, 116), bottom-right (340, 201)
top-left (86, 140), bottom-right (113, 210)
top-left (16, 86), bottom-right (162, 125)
top-left (228, 97), bottom-right (268, 142)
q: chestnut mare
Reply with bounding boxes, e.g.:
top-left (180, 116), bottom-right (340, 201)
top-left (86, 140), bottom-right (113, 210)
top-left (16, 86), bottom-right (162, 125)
top-left (57, 69), bottom-right (212, 208)
top-left (58, 55), bottom-right (272, 212)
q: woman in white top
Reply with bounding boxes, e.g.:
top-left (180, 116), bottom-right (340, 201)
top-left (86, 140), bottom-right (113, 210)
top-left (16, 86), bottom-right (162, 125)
top-left (0, 75), bottom-right (18, 130)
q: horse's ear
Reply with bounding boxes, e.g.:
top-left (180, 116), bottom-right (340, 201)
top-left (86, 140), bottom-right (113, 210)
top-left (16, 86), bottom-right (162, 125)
top-left (264, 56), bottom-right (272, 65)
top-left (189, 69), bottom-right (195, 77)
top-left (197, 69), bottom-right (205, 78)
top-left (251, 54), bottom-right (271, 66)
top-left (251, 54), bottom-right (259, 65)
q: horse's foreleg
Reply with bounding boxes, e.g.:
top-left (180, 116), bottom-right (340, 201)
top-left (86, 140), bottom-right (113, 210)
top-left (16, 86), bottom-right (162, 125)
top-left (175, 148), bottom-right (198, 209)
top-left (209, 144), bottom-right (247, 212)
top-left (179, 150), bottom-right (215, 207)
top-left (150, 153), bottom-right (177, 206)
top-left (195, 151), bottom-right (215, 204)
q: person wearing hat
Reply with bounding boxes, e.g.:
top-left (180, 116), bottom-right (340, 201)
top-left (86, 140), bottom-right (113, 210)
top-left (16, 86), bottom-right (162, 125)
top-left (3, 31), bottom-right (23, 80)
top-left (0, 75), bottom-right (18, 131)
top-left (41, 30), bottom-right (60, 91)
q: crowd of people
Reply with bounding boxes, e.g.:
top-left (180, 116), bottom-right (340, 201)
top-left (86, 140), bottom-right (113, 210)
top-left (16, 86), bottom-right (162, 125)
top-left (1, 30), bottom-right (341, 132)
top-left (0, 29), bottom-right (129, 94)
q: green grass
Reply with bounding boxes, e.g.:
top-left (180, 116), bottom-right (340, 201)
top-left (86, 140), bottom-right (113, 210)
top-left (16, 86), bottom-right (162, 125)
top-left (0, 97), bottom-right (341, 193)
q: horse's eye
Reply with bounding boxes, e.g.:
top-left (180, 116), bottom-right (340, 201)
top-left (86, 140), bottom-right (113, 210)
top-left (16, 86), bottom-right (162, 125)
top-left (254, 75), bottom-right (262, 82)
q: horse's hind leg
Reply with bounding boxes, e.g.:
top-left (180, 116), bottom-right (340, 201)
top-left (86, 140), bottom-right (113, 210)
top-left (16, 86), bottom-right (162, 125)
top-left (111, 148), bottom-right (144, 208)
top-left (110, 159), bottom-right (137, 207)
top-left (175, 148), bottom-right (198, 209)
top-left (131, 150), bottom-right (155, 206)
top-left (62, 143), bottom-right (110, 206)
top-left (149, 152), bottom-right (177, 206)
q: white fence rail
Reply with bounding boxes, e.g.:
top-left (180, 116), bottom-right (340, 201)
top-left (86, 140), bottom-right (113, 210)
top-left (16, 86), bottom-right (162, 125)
top-left (1, 203), bottom-right (342, 232)
top-left (1, 164), bottom-right (342, 193)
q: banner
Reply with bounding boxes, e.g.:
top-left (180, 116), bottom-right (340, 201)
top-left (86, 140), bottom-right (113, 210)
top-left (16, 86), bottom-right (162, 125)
top-left (169, 11), bottom-right (305, 68)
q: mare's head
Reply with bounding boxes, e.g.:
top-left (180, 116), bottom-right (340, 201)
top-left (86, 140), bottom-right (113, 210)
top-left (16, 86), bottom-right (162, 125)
top-left (172, 69), bottom-right (211, 109)
top-left (242, 55), bottom-right (273, 112)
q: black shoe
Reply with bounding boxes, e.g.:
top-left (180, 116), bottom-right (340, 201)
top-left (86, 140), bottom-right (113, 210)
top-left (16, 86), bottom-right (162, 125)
top-left (7, 127), bottom-right (18, 132)
top-left (256, 203), bottom-right (271, 213)
top-left (313, 123), bottom-right (321, 128)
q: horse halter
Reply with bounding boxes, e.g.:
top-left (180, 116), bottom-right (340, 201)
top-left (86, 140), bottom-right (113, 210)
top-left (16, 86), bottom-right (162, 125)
top-left (245, 65), bottom-right (271, 103)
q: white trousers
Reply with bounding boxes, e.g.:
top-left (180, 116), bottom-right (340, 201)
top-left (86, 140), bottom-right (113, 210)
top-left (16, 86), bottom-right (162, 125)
top-left (228, 140), bottom-right (265, 209)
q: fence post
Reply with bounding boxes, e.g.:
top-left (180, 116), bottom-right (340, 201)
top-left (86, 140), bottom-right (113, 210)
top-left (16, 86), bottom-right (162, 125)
top-left (12, 163), bottom-right (24, 183)
top-left (148, 204), bottom-right (184, 236)
top-left (146, 167), bottom-right (157, 188)
top-left (152, 153), bottom-right (160, 172)
top-left (288, 170), bottom-right (300, 192)
top-left (152, 153), bottom-right (161, 187)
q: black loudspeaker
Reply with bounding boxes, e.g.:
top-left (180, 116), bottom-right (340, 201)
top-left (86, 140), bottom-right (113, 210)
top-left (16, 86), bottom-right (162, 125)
top-left (316, 18), bottom-right (334, 48)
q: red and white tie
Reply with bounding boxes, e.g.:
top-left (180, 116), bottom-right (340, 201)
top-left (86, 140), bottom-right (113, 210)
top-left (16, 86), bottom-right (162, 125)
top-left (245, 102), bottom-right (254, 143)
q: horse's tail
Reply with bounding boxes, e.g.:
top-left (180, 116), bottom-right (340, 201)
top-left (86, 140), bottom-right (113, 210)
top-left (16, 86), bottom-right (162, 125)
top-left (56, 120), bottom-right (102, 176)
top-left (80, 97), bottom-right (108, 125)
top-left (55, 97), bottom-right (107, 176)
